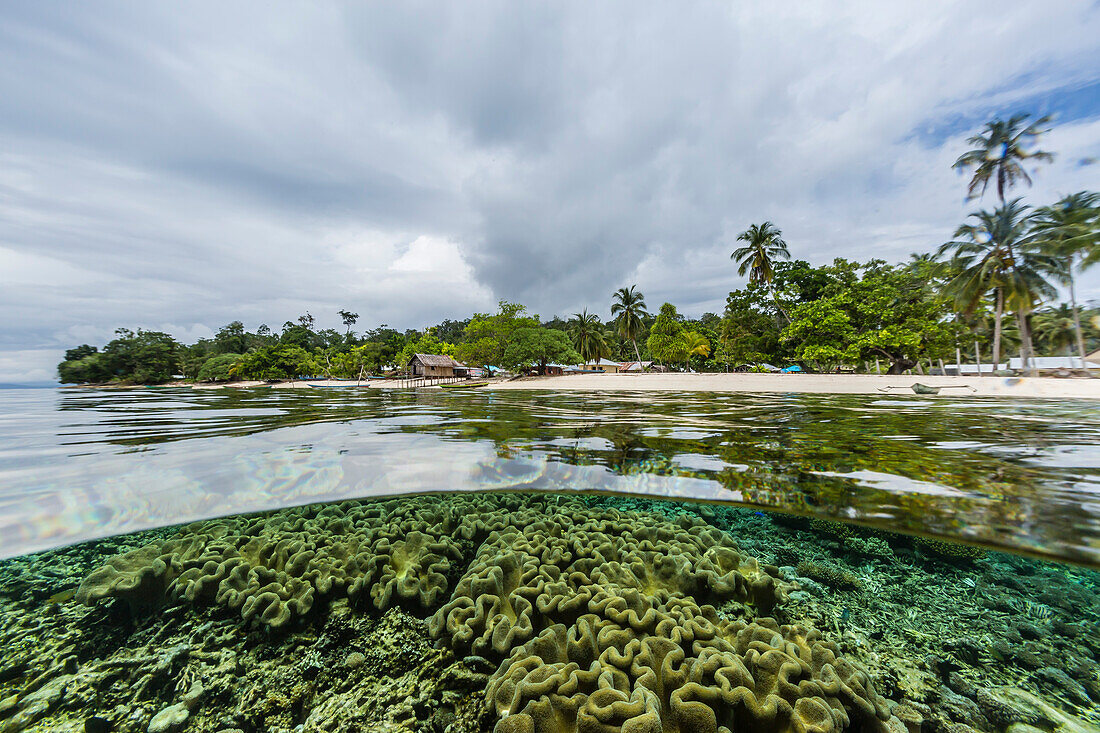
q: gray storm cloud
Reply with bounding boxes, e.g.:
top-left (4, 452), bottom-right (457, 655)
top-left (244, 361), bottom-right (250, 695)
top-left (1, 1), bottom-right (1099, 381)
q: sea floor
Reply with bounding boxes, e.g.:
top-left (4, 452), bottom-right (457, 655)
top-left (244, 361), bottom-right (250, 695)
top-left (0, 492), bottom-right (1098, 733)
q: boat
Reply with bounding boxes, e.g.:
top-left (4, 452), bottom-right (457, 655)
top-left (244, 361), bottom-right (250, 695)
top-left (307, 383), bottom-right (373, 388)
top-left (440, 381), bottom-right (488, 390)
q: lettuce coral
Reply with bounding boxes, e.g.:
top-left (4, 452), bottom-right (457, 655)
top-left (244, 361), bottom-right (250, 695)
top-left (75, 493), bottom-right (893, 732)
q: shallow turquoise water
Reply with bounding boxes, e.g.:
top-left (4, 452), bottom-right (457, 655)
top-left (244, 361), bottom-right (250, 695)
top-left (2, 386), bottom-right (1099, 566)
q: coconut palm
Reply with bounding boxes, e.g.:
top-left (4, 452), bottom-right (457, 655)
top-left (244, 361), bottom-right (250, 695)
top-left (731, 222), bottom-right (791, 322)
top-left (1031, 192), bottom-right (1100, 364)
top-left (1032, 305), bottom-right (1078, 356)
top-left (938, 200), bottom-right (1058, 375)
top-left (684, 331), bottom-right (710, 370)
top-left (611, 285), bottom-right (649, 366)
top-left (953, 114), bottom-right (1053, 203)
top-left (569, 309), bottom-right (609, 365)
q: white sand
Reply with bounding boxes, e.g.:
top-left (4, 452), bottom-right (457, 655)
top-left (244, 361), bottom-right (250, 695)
top-left (484, 372), bottom-right (1100, 399)
top-left (185, 373), bottom-right (1100, 399)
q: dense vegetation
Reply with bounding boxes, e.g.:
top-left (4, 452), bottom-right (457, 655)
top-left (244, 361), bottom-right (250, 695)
top-left (59, 113), bottom-right (1099, 384)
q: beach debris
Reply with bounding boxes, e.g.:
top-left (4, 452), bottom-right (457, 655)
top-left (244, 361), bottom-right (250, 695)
top-left (877, 383), bottom-right (977, 395)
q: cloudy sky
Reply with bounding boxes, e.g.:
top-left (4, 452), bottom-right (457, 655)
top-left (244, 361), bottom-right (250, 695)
top-left (2, 2), bottom-right (1099, 382)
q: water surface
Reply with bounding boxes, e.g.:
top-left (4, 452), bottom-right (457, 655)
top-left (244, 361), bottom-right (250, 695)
top-left (2, 386), bottom-right (1099, 566)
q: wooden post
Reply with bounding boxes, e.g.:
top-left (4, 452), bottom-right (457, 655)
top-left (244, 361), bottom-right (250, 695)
top-left (974, 341), bottom-right (983, 377)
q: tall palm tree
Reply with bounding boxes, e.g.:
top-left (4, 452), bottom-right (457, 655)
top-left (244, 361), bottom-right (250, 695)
top-left (569, 309), bottom-right (609, 365)
top-left (611, 285), bottom-right (649, 366)
top-left (1031, 191), bottom-right (1100, 365)
top-left (953, 114), bottom-right (1053, 203)
top-left (731, 221), bottom-right (791, 322)
top-left (938, 200), bottom-right (1058, 375)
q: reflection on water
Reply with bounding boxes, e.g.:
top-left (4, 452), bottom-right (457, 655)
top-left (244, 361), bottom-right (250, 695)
top-left (1, 386), bottom-right (1099, 566)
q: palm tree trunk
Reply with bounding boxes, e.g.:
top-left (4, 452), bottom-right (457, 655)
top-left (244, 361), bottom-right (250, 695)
top-left (1018, 307), bottom-right (1037, 377)
top-left (632, 339), bottom-right (643, 370)
top-left (1067, 268), bottom-right (1089, 368)
top-left (991, 288), bottom-right (1004, 374)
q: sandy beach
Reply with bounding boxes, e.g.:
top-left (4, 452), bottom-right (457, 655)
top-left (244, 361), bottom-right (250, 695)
top-left (485, 371), bottom-right (1100, 399)
top-left (185, 372), bottom-right (1100, 398)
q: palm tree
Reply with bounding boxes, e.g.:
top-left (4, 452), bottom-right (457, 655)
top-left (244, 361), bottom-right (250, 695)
top-left (1031, 192), bottom-right (1100, 365)
top-left (1032, 305), bottom-right (1078, 356)
top-left (611, 285), bottom-right (649, 367)
top-left (684, 331), bottom-right (710, 371)
top-left (731, 221), bottom-right (791, 322)
top-left (953, 114), bottom-right (1053, 203)
top-left (569, 309), bottom-right (609, 365)
top-left (938, 200), bottom-right (1058, 375)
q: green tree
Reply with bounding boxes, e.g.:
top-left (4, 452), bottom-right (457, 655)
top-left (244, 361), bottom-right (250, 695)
top-left (953, 113), bottom-right (1053, 203)
top-left (684, 331), bottom-right (711, 370)
top-left (1031, 305), bottom-right (1078, 356)
top-left (731, 221), bottom-right (791, 322)
top-left (338, 310), bottom-right (359, 336)
top-left (64, 344), bottom-right (97, 362)
top-left (503, 328), bottom-right (582, 373)
top-left (782, 261), bottom-right (959, 373)
top-left (569, 309), bottom-right (609, 364)
top-left (717, 289), bottom-right (784, 368)
top-left (280, 322), bottom-right (320, 350)
top-left (57, 352), bottom-right (112, 384)
top-left (233, 345), bottom-right (319, 381)
top-left (938, 200), bottom-right (1055, 372)
top-left (610, 285), bottom-right (649, 366)
top-left (397, 330), bottom-right (457, 368)
top-left (456, 301), bottom-right (539, 368)
top-left (1031, 191), bottom-right (1100, 364)
top-left (98, 329), bottom-right (181, 384)
top-left (214, 321), bottom-right (247, 354)
top-left (646, 303), bottom-right (688, 368)
top-left (197, 353), bottom-right (243, 382)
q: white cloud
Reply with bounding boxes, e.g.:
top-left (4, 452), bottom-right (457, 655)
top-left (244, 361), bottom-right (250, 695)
top-left (0, 1), bottom-right (1098, 379)
top-left (0, 349), bottom-right (59, 383)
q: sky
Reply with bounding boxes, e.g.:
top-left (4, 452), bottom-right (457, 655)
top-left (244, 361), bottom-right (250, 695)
top-left (1, 2), bottom-right (1100, 382)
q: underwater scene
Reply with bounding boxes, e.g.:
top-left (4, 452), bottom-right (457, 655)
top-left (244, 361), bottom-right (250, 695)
top-left (1, 387), bottom-right (1099, 733)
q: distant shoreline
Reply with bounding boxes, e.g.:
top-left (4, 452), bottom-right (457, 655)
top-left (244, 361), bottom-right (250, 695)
top-left (489, 372), bottom-right (1100, 399)
top-left (61, 372), bottom-right (1100, 399)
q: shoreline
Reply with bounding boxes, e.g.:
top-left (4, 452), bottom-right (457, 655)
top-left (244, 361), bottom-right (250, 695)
top-left (486, 371), bottom-right (1100, 399)
top-left (63, 372), bottom-right (1100, 398)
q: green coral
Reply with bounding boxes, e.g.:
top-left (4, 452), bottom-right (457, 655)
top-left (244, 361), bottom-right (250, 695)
top-left (73, 493), bottom-right (896, 732)
top-left (915, 537), bottom-right (985, 561)
top-left (796, 560), bottom-right (864, 591)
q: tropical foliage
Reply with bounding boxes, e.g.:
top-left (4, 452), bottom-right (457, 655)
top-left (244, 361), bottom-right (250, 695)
top-left (953, 113), bottom-right (1053, 202)
top-left (611, 285), bottom-right (649, 365)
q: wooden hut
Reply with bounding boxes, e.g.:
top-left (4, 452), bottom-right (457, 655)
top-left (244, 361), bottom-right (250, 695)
top-left (409, 353), bottom-right (467, 377)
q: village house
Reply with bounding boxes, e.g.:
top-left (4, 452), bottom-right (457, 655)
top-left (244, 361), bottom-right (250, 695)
top-left (579, 358), bottom-right (624, 373)
top-left (409, 353), bottom-right (468, 378)
top-left (619, 361), bottom-right (653, 372)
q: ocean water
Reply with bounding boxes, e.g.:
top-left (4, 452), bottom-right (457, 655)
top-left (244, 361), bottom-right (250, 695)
top-left (0, 386), bottom-right (1098, 732)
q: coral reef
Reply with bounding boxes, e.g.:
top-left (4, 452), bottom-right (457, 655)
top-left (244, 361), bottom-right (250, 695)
top-left (796, 560), bottom-right (864, 591)
top-left (2, 492), bottom-right (1098, 733)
